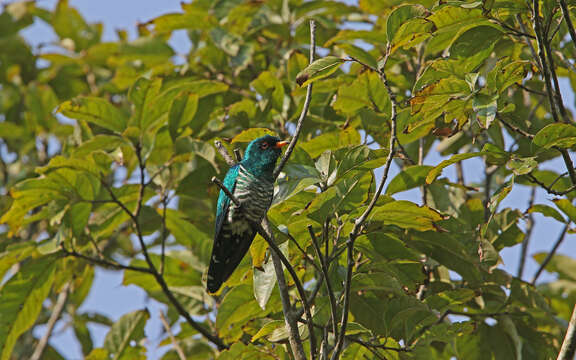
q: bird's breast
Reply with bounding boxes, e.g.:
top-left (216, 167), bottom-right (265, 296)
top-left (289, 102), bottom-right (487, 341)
top-left (227, 165), bottom-right (274, 232)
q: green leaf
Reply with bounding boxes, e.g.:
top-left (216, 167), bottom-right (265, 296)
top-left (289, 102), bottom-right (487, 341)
top-left (295, 56), bottom-right (345, 86)
top-left (533, 253), bottom-right (576, 281)
top-left (553, 199), bottom-right (576, 223)
top-left (386, 165), bottom-right (433, 195)
top-left (58, 97), bottom-right (127, 132)
top-left (449, 25), bottom-right (502, 58)
top-left (253, 242), bottom-right (288, 310)
top-left (103, 309), bottom-right (149, 360)
top-left (169, 92), bottom-right (199, 141)
top-left (527, 204), bottom-right (566, 222)
top-left (533, 123), bottom-right (576, 149)
top-left (488, 175), bottom-right (514, 213)
top-left (386, 5), bottom-right (428, 43)
top-left (336, 43), bottom-right (378, 70)
top-left (0, 256), bottom-right (57, 360)
top-left (472, 93), bottom-right (498, 128)
top-left (370, 200), bottom-right (445, 231)
top-left (300, 128), bottom-right (361, 158)
top-left (506, 157), bottom-right (537, 176)
top-left (216, 285), bottom-right (271, 339)
top-left (73, 135), bottom-right (129, 157)
top-left (426, 152), bottom-right (485, 184)
top-left (250, 320), bottom-right (285, 342)
top-left (231, 128), bottom-right (276, 144)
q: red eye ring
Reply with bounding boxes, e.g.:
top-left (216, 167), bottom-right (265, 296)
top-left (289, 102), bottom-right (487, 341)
top-left (260, 142), bottom-right (269, 149)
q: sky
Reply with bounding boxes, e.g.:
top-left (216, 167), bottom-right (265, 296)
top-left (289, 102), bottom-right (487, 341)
top-left (9, 0), bottom-right (576, 359)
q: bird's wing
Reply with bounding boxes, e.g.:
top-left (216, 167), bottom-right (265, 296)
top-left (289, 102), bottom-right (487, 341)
top-left (209, 164), bottom-right (254, 293)
top-left (214, 164), bottom-right (239, 239)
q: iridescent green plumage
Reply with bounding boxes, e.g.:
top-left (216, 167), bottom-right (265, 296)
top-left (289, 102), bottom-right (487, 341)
top-left (207, 135), bottom-right (287, 293)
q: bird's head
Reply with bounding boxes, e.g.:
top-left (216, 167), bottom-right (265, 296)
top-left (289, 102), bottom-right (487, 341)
top-left (242, 135), bottom-right (288, 175)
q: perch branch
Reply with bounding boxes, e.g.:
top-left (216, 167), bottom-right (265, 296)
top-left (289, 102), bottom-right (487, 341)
top-left (331, 45), bottom-right (398, 360)
top-left (273, 20), bottom-right (316, 179)
top-left (214, 140), bottom-right (236, 166)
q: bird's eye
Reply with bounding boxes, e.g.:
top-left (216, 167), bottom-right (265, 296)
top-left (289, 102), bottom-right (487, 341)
top-left (260, 142), bottom-right (269, 150)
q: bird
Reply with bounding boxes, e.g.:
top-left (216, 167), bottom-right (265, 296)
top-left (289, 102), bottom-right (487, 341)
top-left (207, 134), bottom-right (288, 293)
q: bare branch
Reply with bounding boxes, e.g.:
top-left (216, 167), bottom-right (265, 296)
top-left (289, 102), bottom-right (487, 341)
top-left (214, 140), bottom-right (236, 166)
top-left (61, 245), bottom-right (154, 274)
top-left (497, 114), bottom-right (535, 139)
top-left (308, 225), bottom-right (339, 338)
top-left (531, 222), bottom-right (570, 284)
top-left (30, 282), bottom-right (71, 360)
top-left (331, 45), bottom-right (399, 360)
top-left (274, 20), bottom-right (316, 179)
top-left (558, 304), bottom-right (576, 360)
top-left (517, 187), bottom-right (536, 279)
top-left (526, 173), bottom-right (576, 195)
top-left (559, 0), bottom-right (576, 54)
top-left (159, 310), bottom-right (187, 360)
top-left (532, 0), bottom-right (562, 124)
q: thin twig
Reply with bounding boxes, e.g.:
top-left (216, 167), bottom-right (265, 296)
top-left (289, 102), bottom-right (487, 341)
top-left (273, 20), bottom-right (316, 179)
top-left (308, 225), bottom-right (339, 339)
top-left (531, 222), bottom-right (570, 284)
top-left (61, 245), bottom-right (154, 274)
top-left (331, 45), bottom-right (398, 360)
top-left (497, 114), bottom-right (535, 139)
top-left (269, 233), bottom-right (306, 360)
top-left (114, 145), bottom-right (228, 350)
top-left (526, 173), bottom-right (576, 195)
top-left (160, 192), bottom-right (168, 276)
top-left (557, 304), bottom-right (576, 360)
top-left (559, 0), bottom-right (576, 54)
top-left (214, 140), bottom-right (236, 166)
top-left (517, 187), bottom-right (536, 279)
top-left (159, 310), bottom-right (187, 360)
top-left (532, 0), bottom-right (561, 124)
top-left (30, 282), bottom-right (71, 360)
top-left (515, 83), bottom-right (546, 96)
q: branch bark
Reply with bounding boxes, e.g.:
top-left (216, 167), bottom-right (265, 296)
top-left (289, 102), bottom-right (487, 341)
top-left (330, 45), bottom-right (398, 360)
top-left (273, 20), bottom-right (316, 179)
top-left (557, 304), bottom-right (576, 360)
top-left (159, 310), bottom-right (187, 360)
top-left (531, 222), bottom-right (570, 284)
top-left (30, 282), bottom-right (71, 360)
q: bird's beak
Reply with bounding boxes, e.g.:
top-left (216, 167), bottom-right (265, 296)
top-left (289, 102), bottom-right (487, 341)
top-left (275, 141), bottom-right (289, 148)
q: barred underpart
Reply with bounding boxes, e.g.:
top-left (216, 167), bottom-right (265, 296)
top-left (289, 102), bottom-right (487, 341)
top-left (227, 165), bottom-right (274, 235)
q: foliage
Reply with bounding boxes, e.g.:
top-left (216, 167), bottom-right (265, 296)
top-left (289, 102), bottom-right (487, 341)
top-left (1, 0), bottom-right (576, 359)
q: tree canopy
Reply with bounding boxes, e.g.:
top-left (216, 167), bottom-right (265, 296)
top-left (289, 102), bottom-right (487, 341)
top-left (1, 0), bottom-right (576, 359)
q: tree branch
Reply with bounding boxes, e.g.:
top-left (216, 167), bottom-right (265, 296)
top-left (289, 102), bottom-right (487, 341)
top-left (331, 45), bottom-right (398, 360)
top-left (559, 0), bottom-right (576, 53)
top-left (273, 20), bottom-right (316, 179)
top-left (214, 140), bottom-right (236, 167)
top-left (517, 187), bottom-right (536, 279)
top-left (159, 310), bottom-right (187, 360)
top-left (103, 144), bottom-right (228, 350)
top-left (526, 173), bottom-right (576, 196)
top-left (557, 304), bottom-right (576, 360)
top-left (308, 224), bottom-right (339, 339)
top-left (61, 245), bottom-right (154, 274)
top-left (531, 222), bottom-right (570, 284)
top-left (30, 282), bottom-right (71, 360)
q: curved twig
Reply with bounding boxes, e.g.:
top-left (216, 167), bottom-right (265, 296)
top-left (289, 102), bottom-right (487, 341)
top-left (273, 20), bottom-right (316, 179)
